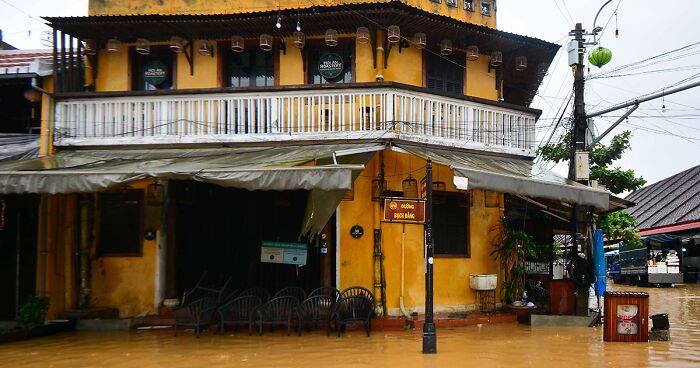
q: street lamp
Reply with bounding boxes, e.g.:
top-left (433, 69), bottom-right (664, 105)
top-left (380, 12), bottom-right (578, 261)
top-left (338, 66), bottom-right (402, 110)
top-left (422, 159), bottom-right (436, 354)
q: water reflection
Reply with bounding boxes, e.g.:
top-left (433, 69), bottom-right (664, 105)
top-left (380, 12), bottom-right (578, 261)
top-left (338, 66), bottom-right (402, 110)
top-left (0, 283), bottom-right (698, 367)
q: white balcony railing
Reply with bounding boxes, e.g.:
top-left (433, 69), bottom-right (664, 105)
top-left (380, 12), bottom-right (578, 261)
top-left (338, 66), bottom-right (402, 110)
top-left (54, 85), bottom-right (537, 154)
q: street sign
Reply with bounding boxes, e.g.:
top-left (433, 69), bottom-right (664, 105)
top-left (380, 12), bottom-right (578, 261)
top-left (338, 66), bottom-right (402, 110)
top-left (383, 198), bottom-right (426, 223)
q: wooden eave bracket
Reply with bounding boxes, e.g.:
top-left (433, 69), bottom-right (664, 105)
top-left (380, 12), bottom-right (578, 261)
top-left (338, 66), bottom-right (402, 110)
top-left (183, 39), bottom-right (194, 76)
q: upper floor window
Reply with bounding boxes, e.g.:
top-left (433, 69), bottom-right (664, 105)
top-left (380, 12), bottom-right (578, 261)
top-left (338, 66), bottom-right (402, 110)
top-left (308, 42), bottom-right (353, 85)
top-left (225, 49), bottom-right (275, 87)
top-left (426, 52), bottom-right (464, 95)
top-left (481, 0), bottom-right (492, 16)
top-left (465, 0), bottom-right (475, 12)
top-left (433, 192), bottom-right (470, 257)
top-left (131, 46), bottom-right (174, 91)
top-left (446, 0), bottom-right (457, 7)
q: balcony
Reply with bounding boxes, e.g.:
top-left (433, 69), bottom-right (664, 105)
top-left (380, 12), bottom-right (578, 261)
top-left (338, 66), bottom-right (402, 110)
top-left (54, 83), bottom-right (539, 156)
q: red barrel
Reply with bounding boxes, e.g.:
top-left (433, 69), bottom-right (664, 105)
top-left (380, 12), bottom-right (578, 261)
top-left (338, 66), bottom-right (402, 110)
top-left (603, 291), bottom-right (649, 342)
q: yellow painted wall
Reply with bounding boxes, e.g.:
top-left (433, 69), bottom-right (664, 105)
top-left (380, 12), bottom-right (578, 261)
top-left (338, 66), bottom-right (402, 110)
top-left (89, 181), bottom-right (157, 318)
top-left (355, 39), bottom-right (377, 83)
top-left (466, 55), bottom-right (498, 100)
top-left (383, 44), bottom-right (422, 86)
top-left (177, 41), bottom-right (219, 89)
top-left (39, 75), bottom-right (54, 156)
top-left (95, 49), bottom-right (129, 91)
top-left (88, 0), bottom-right (496, 28)
top-left (279, 46), bottom-right (304, 86)
top-left (338, 149), bottom-right (503, 315)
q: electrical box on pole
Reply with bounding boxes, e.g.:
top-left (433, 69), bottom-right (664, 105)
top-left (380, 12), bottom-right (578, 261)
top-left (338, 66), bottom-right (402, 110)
top-left (567, 41), bottom-right (579, 67)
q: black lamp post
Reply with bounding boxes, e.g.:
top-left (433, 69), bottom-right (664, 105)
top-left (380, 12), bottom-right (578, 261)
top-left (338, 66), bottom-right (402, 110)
top-left (422, 159), bottom-right (436, 354)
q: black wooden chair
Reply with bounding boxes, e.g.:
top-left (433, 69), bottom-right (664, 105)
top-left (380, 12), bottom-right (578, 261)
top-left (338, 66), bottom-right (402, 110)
top-left (253, 296), bottom-right (300, 336)
top-left (339, 286), bottom-right (375, 309)
top-left (181, 273), bottom-right (233, 306)
top-left (272, 286), bottom-right (307, 303)
top-left (172, 297), bottom-right (217, 338)
top-left (333, 295), bottom-right (373, 337)
top-left (237, 287), bottom-right (271, 303)
top-left (217, 295), bottom-right (262, 335)
top-left (297, 295), bottom-right (335, 335)
top-left (308, 286), bottom-right (340, 302)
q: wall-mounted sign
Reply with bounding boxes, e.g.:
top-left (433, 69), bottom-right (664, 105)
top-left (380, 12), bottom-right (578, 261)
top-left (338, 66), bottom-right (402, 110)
top-left (318, 53), bottom-right (344, 80)
top-left (383, 198), bottom-right (426, 223)
top-left (143, 60), bottom-right (168, 86)
top-left (260, 241), bottom-right (307, 266)
top-left (616, 304), bottom-right (639, 335)
top-left (350, 225), bottom-right (364, 238)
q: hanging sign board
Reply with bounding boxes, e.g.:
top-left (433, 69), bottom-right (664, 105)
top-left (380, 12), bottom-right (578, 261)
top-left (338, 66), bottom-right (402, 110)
top-left (318, 53), bottom-right (344, 80)
top-left (143, 60), bottom-right (168, 86)
top-left (383, 198), bottom-right (426, 223)
top-left (260, 241), bottom-right (307, 266)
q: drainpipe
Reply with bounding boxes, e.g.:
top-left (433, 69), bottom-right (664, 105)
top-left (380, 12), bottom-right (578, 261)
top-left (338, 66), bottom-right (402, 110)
top-left (77, 196), bottom-right (91, 308)
top-left (399, 223), bottom-right (410, 317)
top-left (154, 180), bottom-right (169, 309)
top-left (375, 30), bottom-right (385, 82)
top-left (31, 77), bottom-right (53, 157)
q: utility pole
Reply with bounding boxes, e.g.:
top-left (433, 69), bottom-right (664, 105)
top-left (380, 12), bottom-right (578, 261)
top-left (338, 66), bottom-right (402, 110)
top-left (569, 23), bottom-right (587, 185)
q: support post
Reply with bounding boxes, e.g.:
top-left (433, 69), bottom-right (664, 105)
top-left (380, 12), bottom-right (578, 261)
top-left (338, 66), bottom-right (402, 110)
top-left (422, 159), bottom-right (436, 354)
top-left (78, 195), bottom-right (91, 309)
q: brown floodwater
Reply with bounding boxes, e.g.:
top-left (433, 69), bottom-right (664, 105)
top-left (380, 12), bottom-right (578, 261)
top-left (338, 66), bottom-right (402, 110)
top-left (1, 283), bottom-right (699, 368)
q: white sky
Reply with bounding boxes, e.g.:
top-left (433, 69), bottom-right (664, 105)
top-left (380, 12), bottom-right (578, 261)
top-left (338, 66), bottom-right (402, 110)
top-left (1, 0), bottom-right (698, 189)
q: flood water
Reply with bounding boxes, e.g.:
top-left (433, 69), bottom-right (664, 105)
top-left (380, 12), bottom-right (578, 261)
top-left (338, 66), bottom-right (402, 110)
top-left (1, 283), bottom-right (699, 367)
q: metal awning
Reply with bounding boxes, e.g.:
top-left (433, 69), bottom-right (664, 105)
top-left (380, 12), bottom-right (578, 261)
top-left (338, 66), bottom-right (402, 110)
top-left (0, 144), bottom-right (380, 194)
top-left (397, 144), bottom-right (610, 211)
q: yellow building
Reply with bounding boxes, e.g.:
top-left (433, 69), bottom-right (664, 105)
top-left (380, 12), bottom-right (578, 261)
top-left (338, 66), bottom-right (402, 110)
top-left (0, 0), bottom-right (614, 321)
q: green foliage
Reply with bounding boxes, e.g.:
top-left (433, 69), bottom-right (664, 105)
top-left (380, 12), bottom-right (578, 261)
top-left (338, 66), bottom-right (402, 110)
top-left (16, 297), bottom-right (49, 330)
top-left (491, 222), bottom-right (537, 304)
top-left (536, 130), bottom-right (647, 194)
top-left (596, 210), bottom-right (643, 247)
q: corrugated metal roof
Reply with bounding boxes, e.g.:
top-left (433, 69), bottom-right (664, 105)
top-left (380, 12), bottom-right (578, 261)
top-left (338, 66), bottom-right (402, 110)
top-left (626, 164), bottom-right (700, 231)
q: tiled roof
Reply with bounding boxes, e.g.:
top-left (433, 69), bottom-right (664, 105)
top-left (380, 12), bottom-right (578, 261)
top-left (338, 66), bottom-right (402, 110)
top-left (0, 49), bottom-right (53, 75)
top-left (626, 164), bottom-right (700, 231)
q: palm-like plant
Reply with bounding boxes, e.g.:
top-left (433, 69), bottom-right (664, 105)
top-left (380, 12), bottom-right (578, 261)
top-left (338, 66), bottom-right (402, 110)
top-left (490, 221), bottom-right (536, 304)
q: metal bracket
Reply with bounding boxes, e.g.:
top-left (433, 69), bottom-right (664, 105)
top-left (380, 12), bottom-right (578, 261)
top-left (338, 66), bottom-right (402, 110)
top-left (183, 39), bottom-right (194, 76)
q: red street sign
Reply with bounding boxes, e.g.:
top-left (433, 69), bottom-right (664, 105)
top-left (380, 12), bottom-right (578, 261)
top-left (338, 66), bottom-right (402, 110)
top-left (383, 198), bottom-right (426, 223)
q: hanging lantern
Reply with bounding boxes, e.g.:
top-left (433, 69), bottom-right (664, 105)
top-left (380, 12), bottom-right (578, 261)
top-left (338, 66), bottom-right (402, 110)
top-left (588, 46), bottom-right (612, 68)
top-left (260, 34), bottom-right (273, 51)
top-left (106, 38), bottom-right (121, 54)
top-left (292, 31), bottom-right (305, 49)
top-left (135, 38), bottom-right (150, 55)
top-left (198, 41), bottom-right (213, 56)
top-left (413, 33), bottom-right (426, 49)
top-left (230, 35), bottom-right (244, 52)
top-left (83, 39), bottom-right (97, 55)
top-left (325, 29), bottom-right (338, 47)
top-left (440, 39), bottom-right (452, 55)
top-left (356, 27), bottom-right (370, 44)
top-left (402, 175), bottom-right (418, 198)
top-left (169, 36), bottom-right (185, 53)
top-left (466, 45), bottom-right (479, 61)
top-left (387, 25), bottom-right (400, 44)
top-left (490, 51), bottom-right (502, 67)
top-left (371, 177), bottom-right (387, 202)
top-left (515, 55), bottom-right (527, 71)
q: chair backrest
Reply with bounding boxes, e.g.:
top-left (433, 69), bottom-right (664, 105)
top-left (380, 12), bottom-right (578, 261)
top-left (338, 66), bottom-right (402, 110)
top-left (188, 297), bottom-right (218, 323)
top-left (335, 295), bottom-right (373, 320)
top-left (219, 295), bottom-right (262, 320)
top-left (272, 287), bottom-right (307, 303)
top-left (258, 296), bottom-right (300, 320)
top-left (308, 286), bottom-right (340, 302)
top-left (237, 287), bottom-right (271, 303)
top-left (340, 286), bottom-right (375, 307)
top-left (299, 295), bottom-right (334, 320)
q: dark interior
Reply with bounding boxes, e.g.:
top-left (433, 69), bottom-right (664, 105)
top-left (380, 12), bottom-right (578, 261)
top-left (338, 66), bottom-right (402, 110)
top-left (171, 181), bottom-right (325, 297)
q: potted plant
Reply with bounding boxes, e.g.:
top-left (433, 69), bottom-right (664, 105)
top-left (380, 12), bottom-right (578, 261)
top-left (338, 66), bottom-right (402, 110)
top-left (490, 221), bottom-right (536, 305)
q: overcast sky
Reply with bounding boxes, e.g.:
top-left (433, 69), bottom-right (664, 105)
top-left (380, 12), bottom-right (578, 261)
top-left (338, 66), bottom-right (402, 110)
top-left (1, 0), bottom-right (698, 190)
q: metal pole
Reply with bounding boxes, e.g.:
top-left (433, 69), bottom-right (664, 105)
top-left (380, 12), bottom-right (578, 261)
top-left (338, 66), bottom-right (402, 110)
top-left (587, 104), bottom-right (638, 149)
top-left (422, 159), bottom-right (436, 354)
top-left (586, 79), bottom-right (700, 118)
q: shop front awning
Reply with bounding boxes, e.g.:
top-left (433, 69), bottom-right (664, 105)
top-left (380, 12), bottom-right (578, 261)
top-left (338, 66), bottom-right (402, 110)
top-left (396, 144), bottom-right (610, 211)
top-left (0, 144), bottom-right (383, 194)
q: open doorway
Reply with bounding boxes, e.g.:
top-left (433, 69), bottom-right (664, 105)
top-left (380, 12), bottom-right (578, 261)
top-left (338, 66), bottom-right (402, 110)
top-left (169, 181), bottom-right (333, 298)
